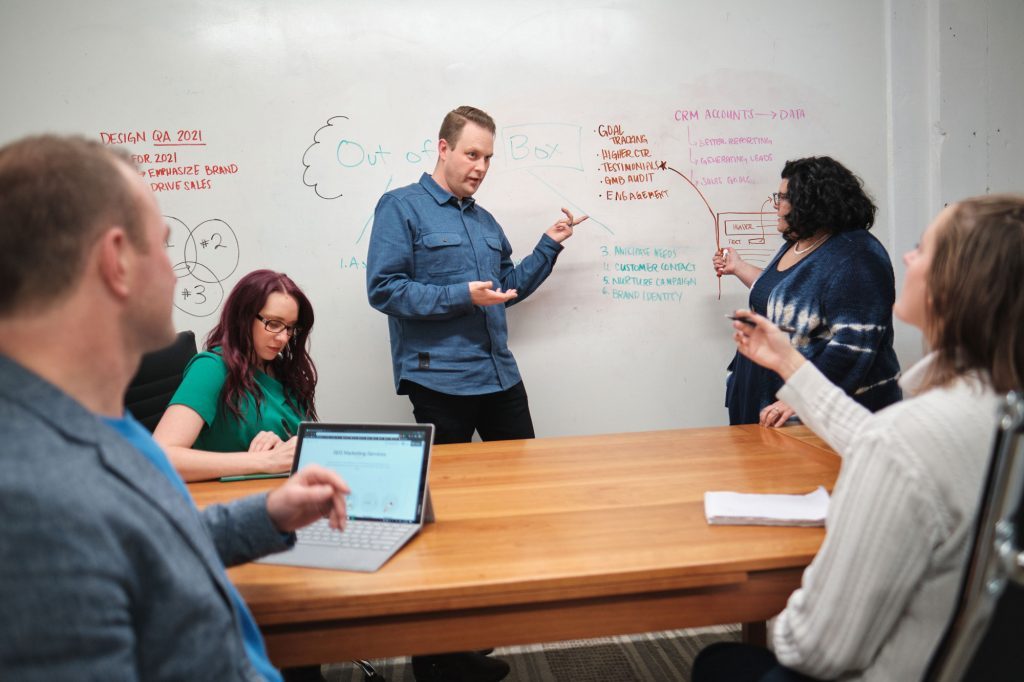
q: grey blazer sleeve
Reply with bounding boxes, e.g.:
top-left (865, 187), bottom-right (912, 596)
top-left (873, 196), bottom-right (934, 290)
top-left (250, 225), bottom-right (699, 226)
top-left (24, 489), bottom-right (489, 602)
top-left (202, 492), bottom-right (296, 567)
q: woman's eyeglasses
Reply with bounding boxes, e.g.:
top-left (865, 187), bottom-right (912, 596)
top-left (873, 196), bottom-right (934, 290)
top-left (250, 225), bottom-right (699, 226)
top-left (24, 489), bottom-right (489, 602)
top-left (256, 313), bottom-right (301, 337)
top-left (771, 192), bottom-right (790, 208)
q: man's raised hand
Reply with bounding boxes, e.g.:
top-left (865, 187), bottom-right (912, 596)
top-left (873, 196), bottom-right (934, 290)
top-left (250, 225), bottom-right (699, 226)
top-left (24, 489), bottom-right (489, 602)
top-left (545, 207), bottom-right (588, 243)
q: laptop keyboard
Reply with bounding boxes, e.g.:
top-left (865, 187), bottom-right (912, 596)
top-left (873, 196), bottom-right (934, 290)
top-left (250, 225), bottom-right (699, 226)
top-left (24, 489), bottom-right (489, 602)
top-left (297, 518), bottom-right (409, 550)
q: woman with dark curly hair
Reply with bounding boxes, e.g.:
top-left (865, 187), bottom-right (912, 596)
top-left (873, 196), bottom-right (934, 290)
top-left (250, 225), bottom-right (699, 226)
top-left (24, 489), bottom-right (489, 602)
top-left (154, 269), bottom-right (318, 481)
top-left (713, 156), bottom-right (902, 425)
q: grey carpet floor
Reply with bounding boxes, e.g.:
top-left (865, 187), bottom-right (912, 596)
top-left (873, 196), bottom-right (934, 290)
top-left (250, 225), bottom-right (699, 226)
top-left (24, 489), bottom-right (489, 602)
top-left (323, 624), bottom-right (740, 681)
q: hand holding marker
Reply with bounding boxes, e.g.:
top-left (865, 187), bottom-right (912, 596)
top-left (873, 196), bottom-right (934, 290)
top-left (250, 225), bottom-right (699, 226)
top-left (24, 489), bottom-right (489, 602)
top-left (725, 312), bottom-right (797, 334)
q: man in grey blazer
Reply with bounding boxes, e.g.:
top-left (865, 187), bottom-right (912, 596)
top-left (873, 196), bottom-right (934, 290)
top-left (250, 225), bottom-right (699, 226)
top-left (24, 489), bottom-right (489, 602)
top-left (0, 135), bottom-right (350, 681)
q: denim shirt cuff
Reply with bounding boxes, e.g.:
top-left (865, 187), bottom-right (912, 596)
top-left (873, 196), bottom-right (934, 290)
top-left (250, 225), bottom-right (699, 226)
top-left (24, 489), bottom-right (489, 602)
top-left (536, 233), bottom-right (565, 257)
top-left (448, 282), bottom-right (474, 310)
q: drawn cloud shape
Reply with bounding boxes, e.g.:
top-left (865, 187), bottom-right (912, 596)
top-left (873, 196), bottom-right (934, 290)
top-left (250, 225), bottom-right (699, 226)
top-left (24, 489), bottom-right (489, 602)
top-left (302, 115), bottom-right (350, 200)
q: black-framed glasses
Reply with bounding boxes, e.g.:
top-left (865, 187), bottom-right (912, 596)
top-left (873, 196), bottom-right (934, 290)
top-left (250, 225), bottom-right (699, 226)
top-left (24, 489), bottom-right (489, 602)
top-left (256, 313), bottom-right (301, 337)
top-left (771, 192), bottom-right (790, 208)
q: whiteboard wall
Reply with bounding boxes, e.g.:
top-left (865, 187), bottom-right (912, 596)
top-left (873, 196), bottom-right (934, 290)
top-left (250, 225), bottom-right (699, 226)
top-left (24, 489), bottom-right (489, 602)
top-left (0, 0), bottom-right (893, 435)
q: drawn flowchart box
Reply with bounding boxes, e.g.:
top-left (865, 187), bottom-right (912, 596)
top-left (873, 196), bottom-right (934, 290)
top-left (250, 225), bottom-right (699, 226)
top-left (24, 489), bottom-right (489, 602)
top-left (717, 211), bottom-right (782, 265)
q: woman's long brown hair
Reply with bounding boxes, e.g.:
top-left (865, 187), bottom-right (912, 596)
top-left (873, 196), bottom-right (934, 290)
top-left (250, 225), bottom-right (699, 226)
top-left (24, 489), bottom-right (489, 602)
top-left (206, 269), bottom-right (318, 420)
top-left (922, 194), bottom-right (1024, 393)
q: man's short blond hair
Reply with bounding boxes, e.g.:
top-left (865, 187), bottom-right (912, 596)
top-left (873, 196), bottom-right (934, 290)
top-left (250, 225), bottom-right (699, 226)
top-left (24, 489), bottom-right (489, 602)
top-left (438, 106), bottom-right (496, 147)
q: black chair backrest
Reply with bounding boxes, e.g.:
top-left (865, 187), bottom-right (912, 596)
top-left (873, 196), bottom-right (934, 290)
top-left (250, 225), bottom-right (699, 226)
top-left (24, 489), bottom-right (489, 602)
top-left (925, 391), bottom-right (1024, 681)
top-left (124, 331), bottom-right (197, 432)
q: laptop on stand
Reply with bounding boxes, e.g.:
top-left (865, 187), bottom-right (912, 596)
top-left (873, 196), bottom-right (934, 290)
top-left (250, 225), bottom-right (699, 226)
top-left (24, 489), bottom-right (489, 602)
top-left (259, 422), bottom-right (434, 572)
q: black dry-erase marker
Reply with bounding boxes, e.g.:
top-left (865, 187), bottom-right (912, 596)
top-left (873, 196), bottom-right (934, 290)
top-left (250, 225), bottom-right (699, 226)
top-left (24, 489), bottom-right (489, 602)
top-left (725, 314), bottom-right (797, 334)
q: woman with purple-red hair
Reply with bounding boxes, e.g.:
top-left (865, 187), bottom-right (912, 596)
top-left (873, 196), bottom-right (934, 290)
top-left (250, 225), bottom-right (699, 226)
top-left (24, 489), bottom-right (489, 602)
top-left (155, 269), bottom-right (318, 482)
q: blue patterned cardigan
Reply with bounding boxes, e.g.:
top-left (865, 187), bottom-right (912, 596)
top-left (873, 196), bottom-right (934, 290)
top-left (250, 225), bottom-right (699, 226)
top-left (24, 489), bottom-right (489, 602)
top-left (726, 229), bottom-right (903, 424)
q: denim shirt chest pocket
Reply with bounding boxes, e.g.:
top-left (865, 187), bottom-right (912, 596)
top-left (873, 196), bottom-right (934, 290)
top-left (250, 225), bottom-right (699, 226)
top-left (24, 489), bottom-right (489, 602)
top-left (482, 237), bottom-right (503, 278)
top-left (418, 231), bottom-right (468, 277)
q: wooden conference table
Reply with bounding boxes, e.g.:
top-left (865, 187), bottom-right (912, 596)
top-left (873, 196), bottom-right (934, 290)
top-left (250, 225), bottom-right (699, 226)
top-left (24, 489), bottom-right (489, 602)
top-left (189, 425), bottom-right (839, 667)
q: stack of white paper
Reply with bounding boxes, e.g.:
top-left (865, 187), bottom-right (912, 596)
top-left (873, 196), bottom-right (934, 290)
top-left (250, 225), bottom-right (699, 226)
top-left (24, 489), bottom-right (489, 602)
top-left (703, 486), bottom-right (830, 526)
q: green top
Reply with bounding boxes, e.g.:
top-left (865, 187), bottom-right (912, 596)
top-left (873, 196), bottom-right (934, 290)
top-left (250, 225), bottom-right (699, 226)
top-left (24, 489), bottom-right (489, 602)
top-left (168, 350), bottom-right (303, 453)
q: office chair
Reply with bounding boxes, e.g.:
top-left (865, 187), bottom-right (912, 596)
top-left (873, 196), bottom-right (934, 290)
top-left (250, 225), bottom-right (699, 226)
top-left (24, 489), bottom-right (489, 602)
top-left (124, 330), bottom-right (197, 431)
top-left (925, 391), bottom-right (1024, 682)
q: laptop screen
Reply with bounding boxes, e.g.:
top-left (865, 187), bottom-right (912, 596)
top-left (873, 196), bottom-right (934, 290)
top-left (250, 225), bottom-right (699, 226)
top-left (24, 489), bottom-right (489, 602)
top-left (294, 424), bottom-right (432, 523)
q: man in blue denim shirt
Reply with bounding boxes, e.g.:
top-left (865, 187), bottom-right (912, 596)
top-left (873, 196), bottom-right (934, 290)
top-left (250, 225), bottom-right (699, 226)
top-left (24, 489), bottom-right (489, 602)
top-left (367, 106), bottom-right (585, 450)
top-left (368, 104), bottom-right (584, 682)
